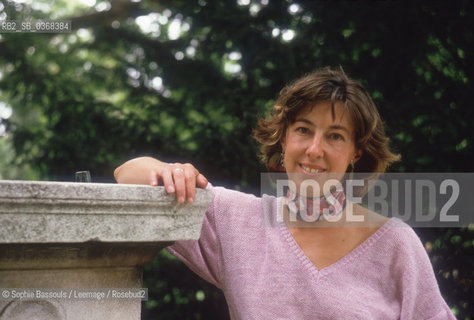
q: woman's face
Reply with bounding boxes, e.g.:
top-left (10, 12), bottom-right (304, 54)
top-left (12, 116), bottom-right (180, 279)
top-left (281, 101), bottom-right (361, 193)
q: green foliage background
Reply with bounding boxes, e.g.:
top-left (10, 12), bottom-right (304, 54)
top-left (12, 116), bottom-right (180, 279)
top-left (0, 0), bottom-right (472, 318)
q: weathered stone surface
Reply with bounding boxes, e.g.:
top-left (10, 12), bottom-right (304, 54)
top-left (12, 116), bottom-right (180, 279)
top-left (0, 180), bottom-right (212, 243)
top-left (0, 180), bottom-right (212, 320)
top-left (0, 267), bottom-right (142, 320)
top-left (0, 300), bottom-right (67, 320)
top-left (0, 243), bottom-right (171, 269)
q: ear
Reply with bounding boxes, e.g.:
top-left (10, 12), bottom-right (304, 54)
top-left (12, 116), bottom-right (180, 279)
top-left (353, 149), bottom-right (362, 163)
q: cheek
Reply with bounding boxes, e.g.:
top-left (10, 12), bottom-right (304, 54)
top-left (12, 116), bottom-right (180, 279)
top-left (283, 133), bottom-right (297, 151)
top-left (286, 138), bottom-right (307, 155)
top-left (334, 141), bottom-right (356, 154)
top-left (330, 145), bottom-right (355, 163)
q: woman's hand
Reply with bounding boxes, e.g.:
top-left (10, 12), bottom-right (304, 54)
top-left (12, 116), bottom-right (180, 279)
top-left (151, 162), bottom-right (208, 204)
top-left (114, 157), bottom-right (208, 204)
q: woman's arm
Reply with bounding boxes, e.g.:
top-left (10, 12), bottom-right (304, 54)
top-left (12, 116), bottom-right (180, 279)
top-left (114, 156), bottom-right (164, 185)
top-left (114, 156), bottom-right (208, 203)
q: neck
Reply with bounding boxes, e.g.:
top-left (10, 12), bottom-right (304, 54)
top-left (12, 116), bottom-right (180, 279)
top-left (284, 184), bottom-right (346, 224)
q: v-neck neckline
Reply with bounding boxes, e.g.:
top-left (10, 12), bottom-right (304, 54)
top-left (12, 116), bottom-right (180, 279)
top-left (279, 213), bottom-right (397, 280)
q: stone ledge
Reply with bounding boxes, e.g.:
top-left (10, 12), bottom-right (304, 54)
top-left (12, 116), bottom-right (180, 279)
top-left (0, 180), bottom-right (213, 243)
top-left (0, 243), bottom-right (173, 269)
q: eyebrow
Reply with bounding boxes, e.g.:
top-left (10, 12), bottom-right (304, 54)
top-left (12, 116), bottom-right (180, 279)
top-left (294, 118), bottom-right (351, 134)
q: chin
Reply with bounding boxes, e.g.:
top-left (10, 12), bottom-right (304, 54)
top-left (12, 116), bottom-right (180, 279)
top-left (287, 172), bottom-right (345, 197)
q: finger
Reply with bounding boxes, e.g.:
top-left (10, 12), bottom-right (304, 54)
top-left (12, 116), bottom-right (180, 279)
top-left (149, 170), bottom-right (159, 186)
top-left (183, 163), bottom-right (197, 203)
top-left (161, 166), bottom-right (175, 193)
top-left (196, 173), bottom-right (208, 189)
top-left (192, 167), bottom-right (208, 189)
top-left (173, 167), bottom-right (186, 203)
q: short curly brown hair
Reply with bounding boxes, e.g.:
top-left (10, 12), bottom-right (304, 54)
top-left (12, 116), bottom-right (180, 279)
top-left (253, 67), bottom-right (400, 175)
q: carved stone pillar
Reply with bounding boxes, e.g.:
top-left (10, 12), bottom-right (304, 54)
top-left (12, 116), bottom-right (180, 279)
top-left (0, 180), bottom-right (211, 320)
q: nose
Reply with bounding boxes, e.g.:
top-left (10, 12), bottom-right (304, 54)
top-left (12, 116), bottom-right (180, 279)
top-left (306, 134), bottom-right (324, 159)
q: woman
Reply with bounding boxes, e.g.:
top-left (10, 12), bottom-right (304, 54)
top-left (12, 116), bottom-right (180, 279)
top-left (114, 68), bottom-right (455, 319)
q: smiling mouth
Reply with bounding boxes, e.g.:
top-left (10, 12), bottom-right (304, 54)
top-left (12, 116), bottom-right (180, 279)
top-left (300, 165), bottom-right (325, 174)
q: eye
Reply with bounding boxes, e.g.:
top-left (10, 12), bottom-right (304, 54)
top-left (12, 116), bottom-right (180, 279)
top-left (295, 127), bottom-right (310, 134)
top-left (329, 133), bottom-right (344, 141)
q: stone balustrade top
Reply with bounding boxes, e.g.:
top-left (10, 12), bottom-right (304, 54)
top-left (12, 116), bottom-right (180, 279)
top-left (0, 180), bottom-right (212, 244)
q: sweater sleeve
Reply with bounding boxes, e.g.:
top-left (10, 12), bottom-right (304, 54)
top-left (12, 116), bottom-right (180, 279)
top-left (166, 184), bottom-right (224, 289)
top-left (394, 225), bottom-right (457, 320)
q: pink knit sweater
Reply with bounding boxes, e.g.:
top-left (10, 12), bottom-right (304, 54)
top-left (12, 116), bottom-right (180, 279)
top-left (168, 185), bottom-right (456, 319)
